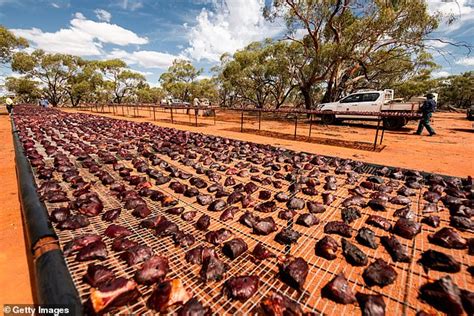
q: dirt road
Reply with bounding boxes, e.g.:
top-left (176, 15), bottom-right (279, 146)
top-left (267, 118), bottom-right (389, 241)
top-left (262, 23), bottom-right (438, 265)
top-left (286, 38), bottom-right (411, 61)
top-left (0, 113), bottom-right (34, 304)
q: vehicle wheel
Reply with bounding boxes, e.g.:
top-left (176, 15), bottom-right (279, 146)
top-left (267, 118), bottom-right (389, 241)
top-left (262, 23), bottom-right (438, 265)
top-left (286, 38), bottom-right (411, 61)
top-left (383, 117), bottom-right (406, 130)
top-left (321, 113), bottom-right (336, 125)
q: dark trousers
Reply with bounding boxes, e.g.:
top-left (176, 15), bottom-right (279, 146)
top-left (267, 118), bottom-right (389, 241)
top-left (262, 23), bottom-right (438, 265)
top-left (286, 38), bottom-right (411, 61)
top-left (6, 105), bottom-right (13, 114)
top-left (416, 112), bottom-right (435, 135)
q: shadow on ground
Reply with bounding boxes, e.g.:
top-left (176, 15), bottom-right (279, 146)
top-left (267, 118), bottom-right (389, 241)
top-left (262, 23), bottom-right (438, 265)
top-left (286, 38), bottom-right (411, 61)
top-left (223, 127), bottom-right (385, 152)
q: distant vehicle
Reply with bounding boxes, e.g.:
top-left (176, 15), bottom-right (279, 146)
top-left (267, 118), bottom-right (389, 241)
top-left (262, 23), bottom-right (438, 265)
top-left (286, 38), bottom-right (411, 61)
top-left (467, 105), bottom-right (474, 121)
top-left (170, 99), bottom-right (190, 107)
top-left (200, 98), bottom-right (210, 107)
top-left (316, 89), bottom-right (421, 130)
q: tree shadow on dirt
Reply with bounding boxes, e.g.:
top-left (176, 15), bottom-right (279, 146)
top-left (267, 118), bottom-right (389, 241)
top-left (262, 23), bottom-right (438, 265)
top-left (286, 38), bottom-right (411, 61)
top-left (223, 127), bottom-right (385, 152)
top-left (449, 128), bottom-right (473, 133)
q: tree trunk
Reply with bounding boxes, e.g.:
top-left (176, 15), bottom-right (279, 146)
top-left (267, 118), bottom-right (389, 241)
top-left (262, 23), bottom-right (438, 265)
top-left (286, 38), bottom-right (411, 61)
top-left (300, 86), bottom-right (312, 110)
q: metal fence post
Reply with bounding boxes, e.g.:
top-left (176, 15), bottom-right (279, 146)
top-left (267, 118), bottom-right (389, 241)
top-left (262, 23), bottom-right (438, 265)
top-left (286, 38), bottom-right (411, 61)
top-left (294, 115), bottom-right (298, 139)
top-left (240, 111), bottom-right (244, 132)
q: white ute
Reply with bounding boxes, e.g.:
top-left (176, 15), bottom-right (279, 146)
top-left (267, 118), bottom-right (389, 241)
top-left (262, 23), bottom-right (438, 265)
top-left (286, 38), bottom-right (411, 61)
top-left (316, 89), bottom-right (421, 130)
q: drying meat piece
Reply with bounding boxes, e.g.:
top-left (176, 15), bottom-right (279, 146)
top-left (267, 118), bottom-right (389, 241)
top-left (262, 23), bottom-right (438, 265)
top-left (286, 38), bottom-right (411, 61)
top-left (177, 298), bottom-right (209, 316)
top-left (244, 182), bottom-right (258, 194)
top-left (428, 227), bottom-right (467, 249)
top-left (324, 181), bottom-right (337, 191)
top-left (89, 277), bottom-right (139, 314)
top-left (184, 187), bottom-right (199, 198)
top-left (166, 207), bottom-right (185, 215)
top-left (308, 201), bottom-right (326, 213)
top-left (196, 195), bottom-right (213, 206)
top-left (134, 255), bottom-right (169, 285)
top-left (227, 192), bottom-right (244, 205)
top-left (223, 276), bottom-right (259, 301)
top-left (324, 221), bottom-right (352, 238)
top-left (241, 195), bottom-right (256, 208)
top-left (104, 224), bottom-right (132, 238)
top-left (173, 231), bottom-right (195, 247)
top-left (112, 238), bottom-right (139, 252)
top-left (132, 204), bottom-right (151, 218)
top-left (342, 195), bottom-right (366, 207)
top-left (393, 218), bottom-right (421, 240)
top-left (200, 253), bottom-right (227, 282)
top-left (418, 250), bottom-right (461, 273)
top-left (76, 240), bottom-right (108, 261)
top-left (278, 209), bottom-right (296, 220)
top-left (155, 220), bottom-right (180, 238)
top-left (315, 236), bottom-right (339, 260)
top-left (120, 245), bottom-right (153, 266)
top-left (102, 208), bottom-right (121, 222)
top-left (296, 213), bottom-right (319, 227)
top-left (362, 259), bottom-right (397, 287)
top-left (255, 201), bottom-right (277, 213)
top-left (252, 243), bottom-right (275, 262)
top-left (260, 293), bottom-right (303, 316)
top-left (322, 273), bottom-right (356, 304)
top-left (341, 207), bottom-right (361, 224)
top-left (258, 190), bottom-right (272, 200)
top-left (274, 228), bottom-right (301, 245)
top-left (140, 215), bottom-right (165, 229)
top-left (185, 246), bottom-right (215, 265)
top-left (64, 234), bottom-right (102, 255)
top-left (423, 191), bottom-right (441, 203)
top-left (222, 238), bottom-right (248, 259)
top-left (461, 289), bottom-right (474, 315)
top-left (419, 276), bottom-right (463, 315)
top-left (349, 186), bottom-right (367, 197)
top-left (239, 211), bottom-right (258, 228)
top-left (253, 217), bottom-right (278, 235)
top-left (49, 208), bottom-right (70, 223)
top-left (278, 257), bottom-right (308, 291)
top-left (147, 279), bottom-right (191, 312)
top-left (286, 198), bottom-right (305, 210)
top-left (356, 293), bottom-right (386, 316)
top-left (356, 227), bottom-right (378, 249)
top-left (208, 199), bottom-right (227, 212)
top-left (366, 215), bottom-right (392, 231)
top-left (393, 206), bottom-right (416, 220)
top-left (205, 228), bottom-right (232, 245)
top-left (422, 203), bottom-right (438, 214)
top-left (390, 195), bottom-right (412, 205)
top-left (220, 206), bottom-right (239, 221)
top-left (57, 214), bottom-right (90, 230)
top-left (181, 211), bottom-right (197, 222)
top-left (368, 198), bottom-right (387, 212)
top-left (397, 186), bottom-right (416, 197)
top-left (83, 264), bottom-right (115, 287)
top-left (196, 214), bottom-right (211, 231)
top-left (302, 187), bottom-right (318, 196)
top-left (274, 192), bottom-right (290, 202)
top-left (450, 216), bottom-right (473, 231)
top-left (381, 236), bottom-right (411, 263)
top-left (421, 215), bottom-right (440, 228)
top-left (342, 238), bottom-right (368, 266)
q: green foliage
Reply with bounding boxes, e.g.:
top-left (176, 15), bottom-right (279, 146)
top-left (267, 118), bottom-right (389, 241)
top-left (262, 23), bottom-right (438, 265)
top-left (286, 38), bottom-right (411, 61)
top-left (5, 76), bottom-right (41, 103)
top-left (160, 59), bottom-right (202, 102)
top-left (136, 85), bottom-right (165, 103)
top-left (266, 0), bottom-right (440, 107)
top-left (0, 25), bottom-right (28, 64)
top-left (436, 72), bottom-right (474, 108)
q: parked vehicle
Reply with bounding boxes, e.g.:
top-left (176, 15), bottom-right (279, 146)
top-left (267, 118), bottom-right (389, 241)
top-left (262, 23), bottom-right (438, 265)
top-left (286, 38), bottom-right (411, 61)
top-left (316, 90), bottom-right (422, 130)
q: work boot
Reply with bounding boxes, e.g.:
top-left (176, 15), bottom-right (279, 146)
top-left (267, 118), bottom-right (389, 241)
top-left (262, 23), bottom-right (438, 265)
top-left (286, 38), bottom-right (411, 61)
top-left (429, 133), bottom-right (436, 136)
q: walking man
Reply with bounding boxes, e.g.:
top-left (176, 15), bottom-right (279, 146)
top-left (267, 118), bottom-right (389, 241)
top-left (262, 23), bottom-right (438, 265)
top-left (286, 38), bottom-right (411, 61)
top-left (5, 96), bottom-right (14, 116)
top-left (415, 93), bottom-right (436, 136)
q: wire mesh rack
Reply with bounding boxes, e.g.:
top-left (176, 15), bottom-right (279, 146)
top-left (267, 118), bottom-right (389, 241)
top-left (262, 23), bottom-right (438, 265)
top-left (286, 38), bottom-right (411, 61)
top-left (17, 110), bottom-right (473, 315)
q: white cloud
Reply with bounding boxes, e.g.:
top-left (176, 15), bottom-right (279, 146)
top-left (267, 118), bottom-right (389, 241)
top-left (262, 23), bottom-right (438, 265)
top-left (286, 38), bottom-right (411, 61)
top-left (456, 56), bottom-right (474, 66)
top-left (107, 49), bottom-right (182, 69)
top-left (184, 0), bottom-right (284, 61)
top-left (51, 3), bottom-right (60, 8)
top-left (432, 70), bottom-right (451, 78)
top-left (427, 0), bottom-right (474, 33)
top-left (94, 9), bottom-right (112, 22)
top-left (119, 0), bottom-right (143, 11)
top-left (11, 13), bottom-right (148, 56)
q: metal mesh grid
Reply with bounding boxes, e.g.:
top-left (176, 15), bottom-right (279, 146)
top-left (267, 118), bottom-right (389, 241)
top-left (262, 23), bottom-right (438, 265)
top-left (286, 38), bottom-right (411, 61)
top-left (18, 112), bottom-right (473, 315)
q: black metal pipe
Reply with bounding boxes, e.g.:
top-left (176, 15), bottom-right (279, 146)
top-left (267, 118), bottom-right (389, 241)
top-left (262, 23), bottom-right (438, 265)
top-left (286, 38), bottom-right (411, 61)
top-left (11, 120), bottom-right (82, 312)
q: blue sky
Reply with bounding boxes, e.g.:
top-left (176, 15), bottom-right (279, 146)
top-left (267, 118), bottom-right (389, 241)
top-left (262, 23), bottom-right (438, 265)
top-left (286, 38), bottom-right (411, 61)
top-left (0, 0), bottom-right (473, 86)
